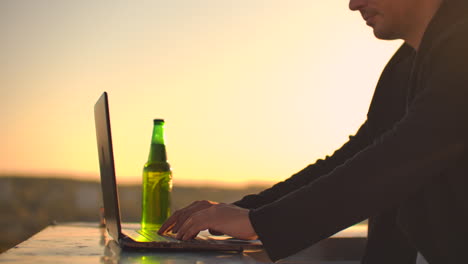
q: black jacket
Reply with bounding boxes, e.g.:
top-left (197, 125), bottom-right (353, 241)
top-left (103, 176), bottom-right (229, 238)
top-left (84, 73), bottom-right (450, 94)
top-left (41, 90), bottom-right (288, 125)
top-left (234, 0), bottom-right (468, 261)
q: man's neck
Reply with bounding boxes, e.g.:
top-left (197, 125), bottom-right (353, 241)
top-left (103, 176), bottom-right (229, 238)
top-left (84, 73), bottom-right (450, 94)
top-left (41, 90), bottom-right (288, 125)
top-left (405, 0), bottom-right (443, 51)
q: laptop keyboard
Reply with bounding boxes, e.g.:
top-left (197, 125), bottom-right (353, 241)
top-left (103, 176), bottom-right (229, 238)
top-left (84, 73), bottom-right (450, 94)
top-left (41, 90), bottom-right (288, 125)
top-left (137, 229), bottom-right (210, 244)
top-left (136, 229), bottom-right (180, 242)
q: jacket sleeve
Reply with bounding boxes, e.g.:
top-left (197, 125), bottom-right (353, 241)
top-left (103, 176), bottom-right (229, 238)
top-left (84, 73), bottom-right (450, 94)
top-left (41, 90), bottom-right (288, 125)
top-left (233, 44), bottom-right (414, 210)
top-left (233, 121), bottom-right (373, 209)
top-left (249, 35), bottom-right (468, 261)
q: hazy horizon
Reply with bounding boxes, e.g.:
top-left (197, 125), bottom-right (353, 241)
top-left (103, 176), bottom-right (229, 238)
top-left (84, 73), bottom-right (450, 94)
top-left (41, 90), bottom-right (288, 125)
top-left (0, 173), bottom-right (272, 188)
top-left (1, 1), bottom-right (402, 187)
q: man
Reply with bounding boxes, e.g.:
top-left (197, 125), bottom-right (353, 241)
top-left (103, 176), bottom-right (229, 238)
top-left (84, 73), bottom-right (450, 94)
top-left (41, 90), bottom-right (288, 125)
top-left (159, 0), bottom-right (468, 262)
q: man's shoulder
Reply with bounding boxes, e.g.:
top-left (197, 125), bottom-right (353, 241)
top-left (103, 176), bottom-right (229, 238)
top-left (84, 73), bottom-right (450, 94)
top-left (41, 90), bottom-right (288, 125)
top-left (409, 2), bottom-right (468, 101)
top-left (421, 0), bottom-right (468, 56)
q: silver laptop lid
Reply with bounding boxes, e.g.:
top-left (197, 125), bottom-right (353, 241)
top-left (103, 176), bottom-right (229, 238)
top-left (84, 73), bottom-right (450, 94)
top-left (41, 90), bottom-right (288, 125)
top-left (94, 92), bottom-right (123, 241)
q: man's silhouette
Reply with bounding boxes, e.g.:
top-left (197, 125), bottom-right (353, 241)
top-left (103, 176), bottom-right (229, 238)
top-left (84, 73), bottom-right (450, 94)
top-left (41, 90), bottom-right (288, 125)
top-left (160, 0), bottom-right (468, 262)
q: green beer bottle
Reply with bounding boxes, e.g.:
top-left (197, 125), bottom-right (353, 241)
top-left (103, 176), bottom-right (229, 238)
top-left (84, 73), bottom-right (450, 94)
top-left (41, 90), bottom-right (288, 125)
top-left (141, 119), bottom-right (172, 230)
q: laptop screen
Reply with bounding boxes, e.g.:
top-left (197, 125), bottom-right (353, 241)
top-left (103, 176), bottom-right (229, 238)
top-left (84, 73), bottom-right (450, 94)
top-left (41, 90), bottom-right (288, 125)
top-left (94, 92), bottom-right (123, 241)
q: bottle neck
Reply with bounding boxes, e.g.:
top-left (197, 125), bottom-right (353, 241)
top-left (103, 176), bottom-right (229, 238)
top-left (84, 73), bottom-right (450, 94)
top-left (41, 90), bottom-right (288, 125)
top-left (147, 121), bottom-right (168, 163)
top-left (151, 122), bottom-right (165, 145)
top-left (148, 143), bottom-right (167, 163)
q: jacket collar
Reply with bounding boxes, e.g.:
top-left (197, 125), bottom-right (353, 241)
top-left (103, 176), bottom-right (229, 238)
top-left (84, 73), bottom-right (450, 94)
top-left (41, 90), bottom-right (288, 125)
top-left (418, 0), bottom-right (468, 56)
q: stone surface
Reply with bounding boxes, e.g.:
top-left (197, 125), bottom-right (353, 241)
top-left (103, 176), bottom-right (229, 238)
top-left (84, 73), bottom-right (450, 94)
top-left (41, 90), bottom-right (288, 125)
top-left (0, 222), bottom-right (368, 264)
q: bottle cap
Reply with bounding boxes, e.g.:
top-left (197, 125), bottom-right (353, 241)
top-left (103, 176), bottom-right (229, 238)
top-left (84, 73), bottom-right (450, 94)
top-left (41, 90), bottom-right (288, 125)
top-left (153, 119), bottom-right (165, 123)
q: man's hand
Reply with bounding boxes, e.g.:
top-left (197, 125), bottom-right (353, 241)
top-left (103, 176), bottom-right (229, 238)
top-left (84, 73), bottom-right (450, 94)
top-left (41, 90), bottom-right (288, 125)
top-left (158, 200), bottom-right (218, 235)
top-left (158, 200), bottom-right (258, 241)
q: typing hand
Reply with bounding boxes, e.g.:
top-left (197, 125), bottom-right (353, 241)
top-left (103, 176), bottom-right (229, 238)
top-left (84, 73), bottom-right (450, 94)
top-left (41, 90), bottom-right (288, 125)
top-left (159, 200), bottom-right (219, 235)
top-left (158, 201), bottom-right (257, 241)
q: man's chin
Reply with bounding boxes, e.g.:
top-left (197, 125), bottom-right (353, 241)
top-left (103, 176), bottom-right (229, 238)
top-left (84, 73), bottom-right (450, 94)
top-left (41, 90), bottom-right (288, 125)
top-left (372, 27), bottom-right (399, 41)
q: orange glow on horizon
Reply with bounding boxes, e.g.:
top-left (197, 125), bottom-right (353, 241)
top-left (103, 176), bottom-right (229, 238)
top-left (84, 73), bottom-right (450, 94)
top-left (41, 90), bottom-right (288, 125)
top-left (1, 1), bottom-right (402, 187)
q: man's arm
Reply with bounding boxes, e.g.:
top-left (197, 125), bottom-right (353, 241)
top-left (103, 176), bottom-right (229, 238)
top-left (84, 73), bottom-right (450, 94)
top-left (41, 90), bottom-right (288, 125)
top-left (158, 44), bottom-right (415, 242)
top-left (233, 121), bottom-right (373, 209)
top-left (234, 44), bottom-right (415, 210)
top-left (249, 34), bottom-right (468, 261)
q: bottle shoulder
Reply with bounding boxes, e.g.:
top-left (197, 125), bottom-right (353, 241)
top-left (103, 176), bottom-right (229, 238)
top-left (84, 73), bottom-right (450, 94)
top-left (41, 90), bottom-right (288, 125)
top-left (143, 162), bottom-right (171, 172)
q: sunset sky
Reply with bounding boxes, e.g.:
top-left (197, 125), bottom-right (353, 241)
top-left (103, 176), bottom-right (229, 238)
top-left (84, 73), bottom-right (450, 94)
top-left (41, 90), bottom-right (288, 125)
top-left (1, 1), bottom-right (402, 187)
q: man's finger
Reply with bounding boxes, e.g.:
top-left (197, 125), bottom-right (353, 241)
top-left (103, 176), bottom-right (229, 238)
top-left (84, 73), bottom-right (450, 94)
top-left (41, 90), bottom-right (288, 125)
top-left (171, 206), bottom-right (203, 233)
top-left (159, 209), bottom-right (182, 234)
top-left (175, 216), bottom-right (194, 240)
top-left (176, 209), bottom-right (208, 240)
top-left (172, 201), bottom-right (213, 233)
top-left (159, 200), bottom-right (217, 234)
top-left (158, 217), bottom-right (175, 234)
top-left (182, 226), bottom-right (202, 241)
top-left (159, 222), bottom-right (175, 234)
top-left (172, 211), bottom-right (193, 233)
top-left (180, 214), bottom-right (208, 241)
top-left (159, 202), bottom-right (203, 234)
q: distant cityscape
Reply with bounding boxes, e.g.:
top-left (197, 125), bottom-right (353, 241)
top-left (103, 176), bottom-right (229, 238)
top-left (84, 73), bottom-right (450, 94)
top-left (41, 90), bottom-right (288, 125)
top-left (0, 176), bottom-right (267, 253)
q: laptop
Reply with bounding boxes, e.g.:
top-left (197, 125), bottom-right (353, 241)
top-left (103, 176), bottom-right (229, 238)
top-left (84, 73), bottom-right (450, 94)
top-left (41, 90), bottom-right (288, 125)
top-left (94, 92), bottom-right (263, 251)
